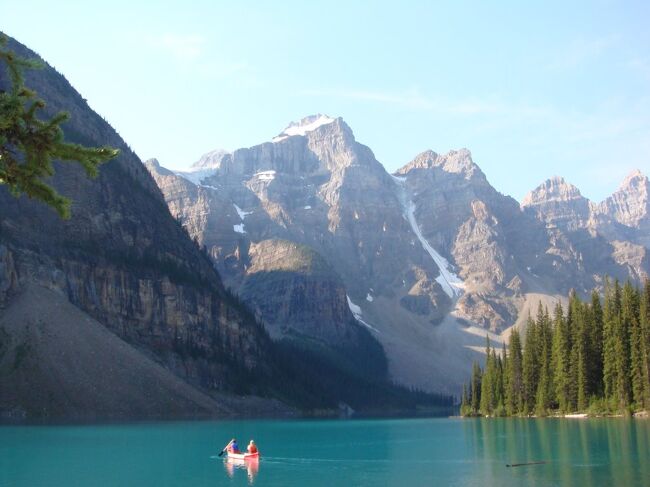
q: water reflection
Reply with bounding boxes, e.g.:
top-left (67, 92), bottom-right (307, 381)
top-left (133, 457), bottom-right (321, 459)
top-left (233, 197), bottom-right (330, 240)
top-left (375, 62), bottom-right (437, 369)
top-left (223, 456), bottom-right (259, 484)
top-left (462, 418), bottom-right (650, 486)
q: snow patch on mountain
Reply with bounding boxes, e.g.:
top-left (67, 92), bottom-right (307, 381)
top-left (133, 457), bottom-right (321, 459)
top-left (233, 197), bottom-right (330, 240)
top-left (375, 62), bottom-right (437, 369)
top-left (175, 168), bottom-right (216, 186)
top-left (255, 170), bottom-right (276, 181)
top-left (232, 204), bottom-right (252, 234)
top-left (174, 150), bottom-right (231, 184)
top-left (346, 295), bottom-right (380, 333)
top-left (391, 175), bottom-right (465, 298)
top-left (234, 204), bottom-right (252, 220)
top-left (272, 114), bottom-right (335, 142)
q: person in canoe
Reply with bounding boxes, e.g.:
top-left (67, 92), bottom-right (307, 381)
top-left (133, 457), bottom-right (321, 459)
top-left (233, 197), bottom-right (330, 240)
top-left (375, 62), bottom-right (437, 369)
top-left (247, 440), bottom-right (258, 454)
top-left (227, 438), bottom-right (241, 454)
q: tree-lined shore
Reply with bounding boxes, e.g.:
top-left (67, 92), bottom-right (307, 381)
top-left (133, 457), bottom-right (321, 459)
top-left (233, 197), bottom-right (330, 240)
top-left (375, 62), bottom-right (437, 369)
top-left (461, 279), bottom-right (650, 417)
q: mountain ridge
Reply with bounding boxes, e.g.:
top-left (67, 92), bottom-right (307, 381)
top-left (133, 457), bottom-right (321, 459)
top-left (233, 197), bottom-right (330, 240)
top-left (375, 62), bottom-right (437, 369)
top-left (148, 114), bottom-right (649, 394)
top-left (1, 39), bottom-right (448, 419)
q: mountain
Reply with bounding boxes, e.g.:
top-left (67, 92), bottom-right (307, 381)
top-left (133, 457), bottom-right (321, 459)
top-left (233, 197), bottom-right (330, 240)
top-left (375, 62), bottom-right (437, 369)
top-left (1, 36), bottom-right (449, 419)
top-left (147, 118), bottom-right (500, 393)
top-left (0, 35), bottom-right (293, 419)
top-left (599, 170), bottom-right (650, 228)
top-left (522, 171), bottom-right (650, 285)
top-left (149, 114), bottom-right (650, 395)
top-left (521, 176), bottom-right (593, 232)
top-left (5, 35), bottom-right (645, 406)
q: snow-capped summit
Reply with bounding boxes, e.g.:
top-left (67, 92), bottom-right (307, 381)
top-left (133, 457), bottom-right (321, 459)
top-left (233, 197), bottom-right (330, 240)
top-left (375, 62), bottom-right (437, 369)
top-left (272, 114), bottom-right (336, 142)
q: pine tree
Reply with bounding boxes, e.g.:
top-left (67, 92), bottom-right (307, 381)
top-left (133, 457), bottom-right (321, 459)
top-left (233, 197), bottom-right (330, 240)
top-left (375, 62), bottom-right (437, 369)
top-left (494, 351), bottom-right (505, 416)
top-left (501, 341), bottom-right (509, 413)
top-left (616, 281), bottom-right (636, 410)
top-left (603, 279), bottom-right (622, 409)
top-left (470, 361), bottom-right (482, 415)
top-left (522, 315), bottom-right (540, 414)
top-left (569, 292), bottom-right (589, 411)
top-left (0, 36), bottom-right (118, 218)
top-left (639, 280), bottom-right (650, 409)
top-left (589, 290), bottom-right (604, 398)
top-left (630, 309), bottom-right (646, 409)
top-left (552, 302), bottom-right (571, 413)
top-left (536, 305), bottom-right (554, 415)
top-left (480, 337), bottom-right (495, 415)
top-left (460, 383), bottom-right (470, 416)
top-left (505, 328), bottom-right (523, 415)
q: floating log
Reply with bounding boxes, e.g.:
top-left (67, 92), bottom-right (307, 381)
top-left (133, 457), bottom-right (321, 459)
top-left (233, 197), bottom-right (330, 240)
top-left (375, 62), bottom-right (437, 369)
top-left (506, 461), bottom-right (547, 467)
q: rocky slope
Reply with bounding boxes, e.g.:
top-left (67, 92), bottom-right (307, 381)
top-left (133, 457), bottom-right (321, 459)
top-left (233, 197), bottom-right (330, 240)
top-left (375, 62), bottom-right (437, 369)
top-left (239, 239), bottom-right (362, 346)
top-left (0, 285), bottom-right (230, 420)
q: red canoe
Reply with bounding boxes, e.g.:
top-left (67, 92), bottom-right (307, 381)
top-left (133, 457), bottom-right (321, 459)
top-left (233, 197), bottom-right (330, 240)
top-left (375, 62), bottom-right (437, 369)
top-left (227, 451), bottom-right (259, 461)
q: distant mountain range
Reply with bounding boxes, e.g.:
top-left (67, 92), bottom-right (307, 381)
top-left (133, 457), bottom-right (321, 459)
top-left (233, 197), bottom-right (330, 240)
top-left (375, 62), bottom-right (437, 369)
top-left (1, 36), bottom-right (449, 420)
top-left (1, 33), bottom-right (647, 421)
top-left (147, 114), bottom-right (649, 394)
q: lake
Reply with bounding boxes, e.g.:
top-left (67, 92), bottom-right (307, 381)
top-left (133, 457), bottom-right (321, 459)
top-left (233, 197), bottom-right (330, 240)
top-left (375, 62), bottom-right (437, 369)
top-left (1, 417), bottom-right (649, 486)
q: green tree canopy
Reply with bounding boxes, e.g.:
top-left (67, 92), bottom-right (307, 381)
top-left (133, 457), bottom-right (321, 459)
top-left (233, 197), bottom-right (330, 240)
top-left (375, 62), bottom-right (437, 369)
top-left (0, 36), bottom-right (118, 218)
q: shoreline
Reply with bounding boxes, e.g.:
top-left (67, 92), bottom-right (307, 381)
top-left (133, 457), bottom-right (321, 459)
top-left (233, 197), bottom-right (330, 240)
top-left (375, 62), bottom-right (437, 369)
top-left (460, 410), bottom-right (649, 419)
top-left (0, 406), bottom-right (457, 427)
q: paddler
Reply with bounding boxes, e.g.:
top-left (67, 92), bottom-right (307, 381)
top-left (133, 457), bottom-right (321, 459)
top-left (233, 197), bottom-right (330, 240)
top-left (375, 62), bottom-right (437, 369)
top-left (247, 439), bottom-right (258, 454)
top-left (227, 438), bottom-right (241, 454)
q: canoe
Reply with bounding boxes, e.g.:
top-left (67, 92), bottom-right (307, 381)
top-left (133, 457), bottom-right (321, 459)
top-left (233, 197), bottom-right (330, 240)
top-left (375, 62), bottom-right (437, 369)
top-left (227, 451), bottom-right (259, 461)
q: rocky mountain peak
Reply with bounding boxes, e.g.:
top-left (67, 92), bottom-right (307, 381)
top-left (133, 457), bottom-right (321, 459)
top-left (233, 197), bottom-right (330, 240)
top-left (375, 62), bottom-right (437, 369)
top-left (521, 176), bottom-right (585, 207)
top-left (618, 169), bottom-right (649, 193)
top-left (144, 157), bottom-right (161, 169)
top-left (598, 169), bottom-right (650, 228)
top-left (396, 148), bottom-right (483, 180)
top-left (191, 149), bottom-right (230, 170)
top-left (272, 114), bottom-right (337, 142)
top-left (144, 158), bottom-right (176, 178)
top-left (521, 176), bottom-right (592, 231)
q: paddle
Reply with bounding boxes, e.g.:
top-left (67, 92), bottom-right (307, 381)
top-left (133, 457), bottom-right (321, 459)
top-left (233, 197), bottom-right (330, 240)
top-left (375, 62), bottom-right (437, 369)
top-left (218, 440), bottom-right (232, 457)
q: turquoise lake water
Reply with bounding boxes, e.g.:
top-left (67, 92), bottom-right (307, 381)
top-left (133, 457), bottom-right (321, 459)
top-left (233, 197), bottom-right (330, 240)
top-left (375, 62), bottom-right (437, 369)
top-left (1, 417), bottom-right (649, 486)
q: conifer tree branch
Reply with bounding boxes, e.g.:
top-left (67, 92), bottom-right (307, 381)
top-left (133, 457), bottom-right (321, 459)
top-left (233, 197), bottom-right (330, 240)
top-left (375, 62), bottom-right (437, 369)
top-left (0, 35), bottom-right (118, 218)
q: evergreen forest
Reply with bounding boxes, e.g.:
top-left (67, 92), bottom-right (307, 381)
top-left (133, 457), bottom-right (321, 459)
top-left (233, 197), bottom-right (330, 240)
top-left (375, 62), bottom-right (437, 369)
top-left (461, 279), bottom-right (650, 417)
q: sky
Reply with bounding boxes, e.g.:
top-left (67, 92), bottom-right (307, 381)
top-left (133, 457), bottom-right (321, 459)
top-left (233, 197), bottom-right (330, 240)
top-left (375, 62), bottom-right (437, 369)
top-left (4, 0), bottom-right (650, 202)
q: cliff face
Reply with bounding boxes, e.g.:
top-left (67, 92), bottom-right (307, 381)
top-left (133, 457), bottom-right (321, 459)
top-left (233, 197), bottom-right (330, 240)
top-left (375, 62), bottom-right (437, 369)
top-left (521, 176), bottom-right (593, 232)
top-left (521, 172), bottom-right (650, 288)
top-left (598, 170), bottom-right (650, 229)
top-left (239, 239), bottom-right (362, 346)
top-left (0, 36), bottom-right (277, 417)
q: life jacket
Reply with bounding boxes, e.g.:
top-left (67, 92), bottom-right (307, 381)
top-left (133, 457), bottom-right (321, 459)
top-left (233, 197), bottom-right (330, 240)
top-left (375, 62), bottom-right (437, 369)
top-left (248, 444), bottom-right (258, 453)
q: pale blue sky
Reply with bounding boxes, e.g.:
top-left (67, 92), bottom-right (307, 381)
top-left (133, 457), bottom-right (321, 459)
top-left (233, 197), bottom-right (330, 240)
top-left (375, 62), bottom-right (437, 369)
top-left (4, 0), bottom-right (650, 201)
